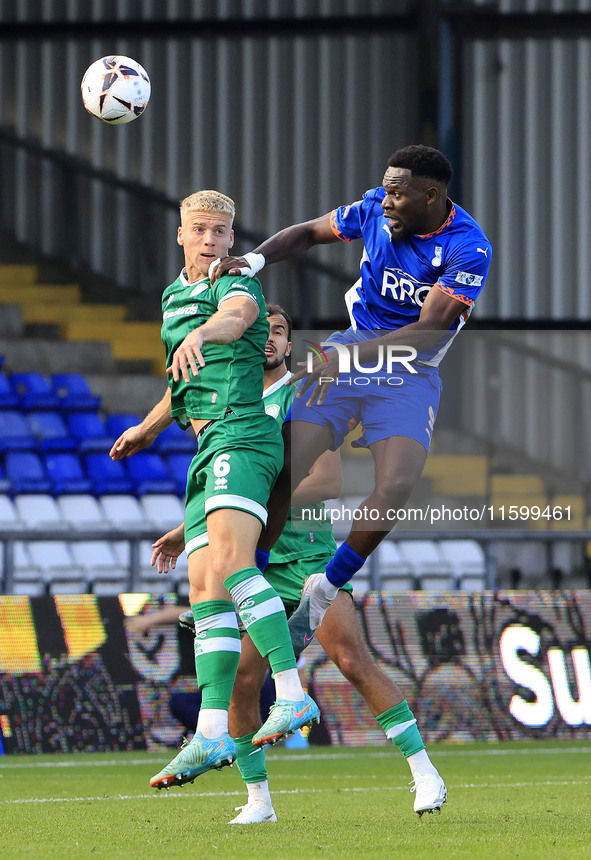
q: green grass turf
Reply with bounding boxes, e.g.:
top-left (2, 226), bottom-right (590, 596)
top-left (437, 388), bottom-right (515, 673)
top-left (1, 740), bottom-right (590, 859)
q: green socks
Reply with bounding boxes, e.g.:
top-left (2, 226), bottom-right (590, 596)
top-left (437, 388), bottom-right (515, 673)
top-left (192, 600), bottom-right (241, 710)
top-left (225, 567), bottom-right (297, 673)
top-left (376, 700), bottom-right (425, 757)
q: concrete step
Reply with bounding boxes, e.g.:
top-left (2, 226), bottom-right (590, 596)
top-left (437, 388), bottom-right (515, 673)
top-left (19, 303), bottom-right (128, 328)
top-left (0, 337), bottom-right (116, 375)
top-left (0, 284), bottom-right (81, 304)
top-left (0, 264), bottom-right (39, 284)
top-left (63, 321), bottom-right (161, 341)
top-left (86, 374), bottom-right (167, 415)
top-left (64, 321), bottom-right (165, 373)
top-left (2, 304), bottom-right (23, 338)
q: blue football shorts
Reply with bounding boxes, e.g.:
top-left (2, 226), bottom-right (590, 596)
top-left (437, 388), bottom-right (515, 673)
top-left (287, 328), bottom-right (443, 453)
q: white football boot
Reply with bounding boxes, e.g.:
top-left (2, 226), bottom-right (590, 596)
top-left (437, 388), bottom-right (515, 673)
top-left (411, 773), bottom-right (448, 815)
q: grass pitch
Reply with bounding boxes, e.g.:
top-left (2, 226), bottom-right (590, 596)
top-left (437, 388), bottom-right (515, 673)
top-left (1, 740), bottom-right (590, 859)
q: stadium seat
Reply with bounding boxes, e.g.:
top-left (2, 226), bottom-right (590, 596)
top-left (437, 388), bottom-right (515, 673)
top-left (11, 372), bottom-right (60, 410)
top-left (438, 540), bottom-right (486, 591)
top-left (51, 373), bottom-right (101, 412)
top-left (417, 570), bottom-right (457, 591)
top-left (125, 453), bottom-right (177, 495)
top-left (136, 539), bottom-right (185, 593)
top-left (69, 541), bottom-right (130, 594)
top-left (104, 413), bottom-right (142, 442)
top-left (44, 452), bottom-right (93, 495)
top-left (0, 411), bottom-right (37, 452)
top-left (0, 495), bottom-right (24, 530)
top-left (0, 374), bottom-right (19, 409)
top-left (27, 541), bottom-right (88, 594)
top-left (396, 540), bottom-right (456, 590)
top-left (166, 454), bottom-right (193, 496)
top-left (140, 493), bottom-right (185, 530)
top-left (27, 411), bottom-right (76, 452)
top-left (57, 494), bottom-right (109, 531)
top-left (9, 542), bottom-right (44, 596)
top-left (99, 494), bottom-right (145, 528)
top-left (66, 412), bottom-right (112, 453)
top-left (378, 541), bottom-right (418, 591)
top-left (4, 452), bottom-right (53, 494)
top-left (154, 422), bottom-right (197, 454)
top-left (13, 493), bottom-right (68, 530)
top-left (0, 464), bottom-right (11, 494)
top-left (85, 454), bottom-right (134, 495)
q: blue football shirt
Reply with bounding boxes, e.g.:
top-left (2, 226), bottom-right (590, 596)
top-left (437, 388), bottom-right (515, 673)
top-left (330, 187), bottom-right (492, 365)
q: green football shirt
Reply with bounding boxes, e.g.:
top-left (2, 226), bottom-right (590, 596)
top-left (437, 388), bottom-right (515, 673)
top-left (263, 371), bottom-right (337, 564)
top-left (161, 269), bottom-right (268, 426)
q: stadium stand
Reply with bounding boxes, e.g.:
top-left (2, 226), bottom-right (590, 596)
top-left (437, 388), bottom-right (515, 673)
top-left (1, 261), bottom-right (589, 596)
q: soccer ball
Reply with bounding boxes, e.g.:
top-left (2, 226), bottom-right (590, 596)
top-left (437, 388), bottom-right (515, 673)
top-left (81, 55), bottom-right (151, 124)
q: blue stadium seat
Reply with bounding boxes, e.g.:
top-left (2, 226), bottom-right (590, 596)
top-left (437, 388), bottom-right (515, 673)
top-left (0, 374), bottom-right (19, 409)
top-left (166, 453), bottom-right (193, 496)
top-left (125, 452), bottom-right (177, 495)
top-left (104, 413), bottom-right (143, 442)
top-left (66, 412), bottom-right (112, 453)
top-left (4, 452), bottom-right (53, 494)
top-left (85, 453), bottom-right (134, 495)
top-left (0, 411), bottom-right (36, 452)
top-left (44, 452), bottom-right (93, 494)
top-left (154, 421), bottom-right (197, 454)
top-left (0, 462), bottom-right (11, 494)
top-left (11, 373), bottom-right (61, 410)
top-left (51, 373), bottom-right (101, 412)
top-left (27, 411), bottom-right (76, 451)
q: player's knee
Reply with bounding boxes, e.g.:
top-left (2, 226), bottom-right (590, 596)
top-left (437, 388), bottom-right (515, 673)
top-left (374, 474), bottom-right (416, 508)
top-left (210, 546), bottom-right (244, 579)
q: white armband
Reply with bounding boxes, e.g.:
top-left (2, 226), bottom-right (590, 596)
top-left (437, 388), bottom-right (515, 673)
top-left (238, 252), bottom-right (266, 278)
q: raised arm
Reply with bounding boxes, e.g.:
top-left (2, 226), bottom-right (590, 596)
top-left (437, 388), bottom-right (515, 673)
top-left (209, 213), bottom-right (338, 282)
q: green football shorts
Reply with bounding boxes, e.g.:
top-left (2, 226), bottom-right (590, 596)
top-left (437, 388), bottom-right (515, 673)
top-left (265, 553), bottom-right (353, 607)
top-left (184, 409), bottom-right (283, 556)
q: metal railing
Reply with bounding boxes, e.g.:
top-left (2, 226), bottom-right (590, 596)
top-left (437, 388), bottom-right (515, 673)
top-left (2, 527), bottom-right (589, 596)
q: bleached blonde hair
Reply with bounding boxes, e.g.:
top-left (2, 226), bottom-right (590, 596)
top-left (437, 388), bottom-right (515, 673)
top-left (180, 190), bottom-right (235, 223)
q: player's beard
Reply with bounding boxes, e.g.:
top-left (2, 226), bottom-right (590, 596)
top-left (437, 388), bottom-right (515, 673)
top-left (265, 354), bottom-right (285, 371)
top-left (390, 224), bottom-right (410, 243)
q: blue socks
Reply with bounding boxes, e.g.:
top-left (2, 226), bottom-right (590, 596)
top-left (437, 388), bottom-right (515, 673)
top-left (325, 541), bottom-right (366, 588)
top-left (255, 549), bottom-right (270, 573)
